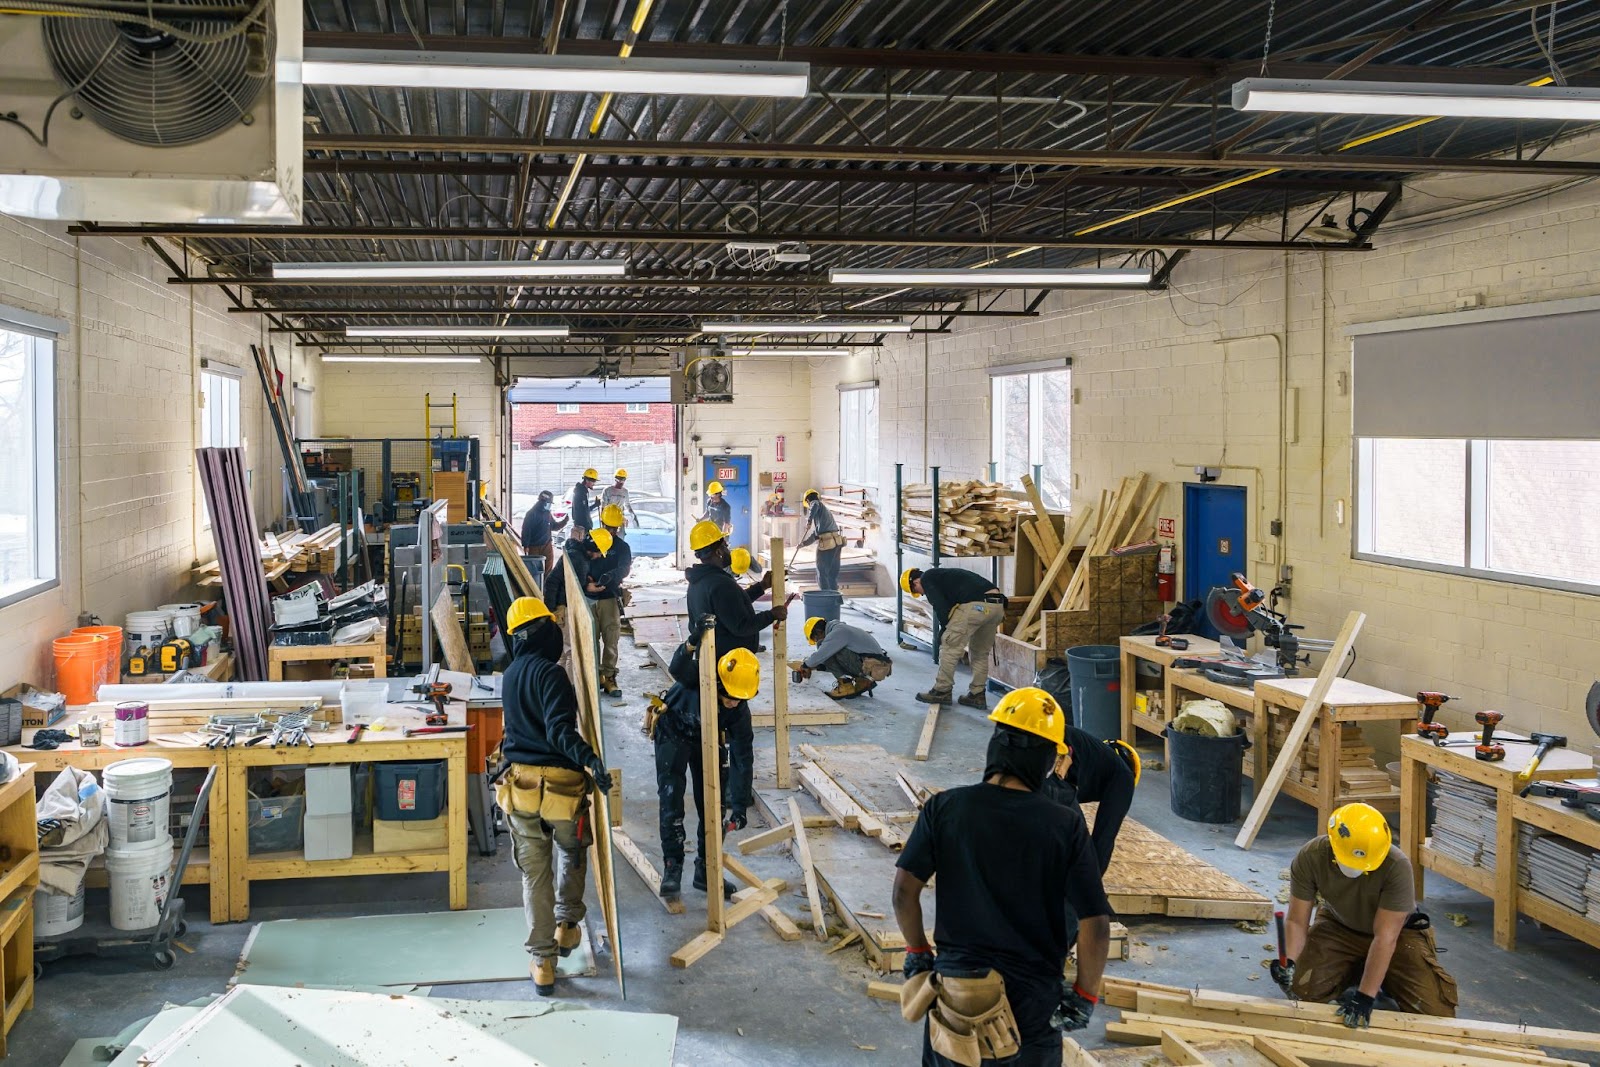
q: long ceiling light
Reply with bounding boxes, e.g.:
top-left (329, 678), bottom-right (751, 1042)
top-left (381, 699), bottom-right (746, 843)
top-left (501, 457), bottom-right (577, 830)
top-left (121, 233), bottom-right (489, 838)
top-left (323, 356), bottom-right (482, 364)
top-left (700, 320), bottom-right (911, 334)
top-left (302, 50), bottom-right (810, 99)
top-left (723, 347), bottom-right (853, 357)
top-left (1231, 78), bottom-right (1600, 120)
top-left (830, 268), bottom-right (1153, 287)
top-left (343, 326), bottom-right (570, 339)
top-left (272, 260), bottom-right (628, 280)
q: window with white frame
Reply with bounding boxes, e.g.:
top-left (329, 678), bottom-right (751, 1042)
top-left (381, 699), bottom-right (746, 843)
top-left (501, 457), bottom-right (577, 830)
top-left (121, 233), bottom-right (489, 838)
top-left (200, 369), bottom-right (241, 448)
top-left (838, 384), bottom-right (879, 487)
top-left (991, 364), bottom-right (1070, 509)
top-left (0, 320), bottom-right (59, 607)
top-left (626, 402), bottom-right (649, 414)
top-left (555, 402), bottom-right (579, 414)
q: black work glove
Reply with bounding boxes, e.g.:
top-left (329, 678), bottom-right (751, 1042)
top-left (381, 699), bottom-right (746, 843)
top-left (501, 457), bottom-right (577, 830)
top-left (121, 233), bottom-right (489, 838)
top-left (587, 762), bottom-right (615, 795)
top-left (1269, 959), bottom-right (1296, 997)
top-left (723, 808), bottom-right (748, 832)
top-left (1336, 987), bottom-right (1374, 1029)
top-left (1051, 981), bottom-right (1098, 1032)
top-left (902, 946), bottom-right (936, 980)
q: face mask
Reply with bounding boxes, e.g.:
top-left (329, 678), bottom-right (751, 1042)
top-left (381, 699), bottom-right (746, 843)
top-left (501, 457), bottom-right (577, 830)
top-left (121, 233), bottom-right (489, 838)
top-left (1337, 862), bottom-right (1365, 879)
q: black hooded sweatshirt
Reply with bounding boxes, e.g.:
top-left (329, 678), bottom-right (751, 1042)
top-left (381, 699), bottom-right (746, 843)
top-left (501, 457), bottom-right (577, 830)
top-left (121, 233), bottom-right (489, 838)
top-left (685, 562), bottom-right (773, 656)
top-left (500, 625), bottom-right (602, 772)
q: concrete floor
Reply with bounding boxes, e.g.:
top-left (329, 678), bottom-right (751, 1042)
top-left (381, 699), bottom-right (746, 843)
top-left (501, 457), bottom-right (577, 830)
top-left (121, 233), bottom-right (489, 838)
top-left (13, 600), bottom-right (1600, 1065)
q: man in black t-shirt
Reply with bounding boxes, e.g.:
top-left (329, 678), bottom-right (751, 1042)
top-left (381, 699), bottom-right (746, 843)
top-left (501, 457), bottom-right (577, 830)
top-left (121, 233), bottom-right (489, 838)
top-left (1041, 726), bottom-right (1140, 873)
top-left (902, 566), bottom-right (1005, 710)
top-left (893, 687), bottom-right (1111, 1066)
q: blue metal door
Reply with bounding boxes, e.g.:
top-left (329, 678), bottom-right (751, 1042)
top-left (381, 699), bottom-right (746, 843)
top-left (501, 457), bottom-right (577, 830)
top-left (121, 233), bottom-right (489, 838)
top-left (702, 454), bottom-right (755, 552)
top-left (1182, 483), bottom-right (1247, 640)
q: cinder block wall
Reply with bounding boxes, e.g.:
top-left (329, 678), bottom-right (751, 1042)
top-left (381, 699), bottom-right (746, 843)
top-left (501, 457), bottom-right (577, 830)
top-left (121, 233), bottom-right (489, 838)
top-left (811, 162), bottom-right (1600, 745)
top-left (0, 216), bottom-right (277, 689)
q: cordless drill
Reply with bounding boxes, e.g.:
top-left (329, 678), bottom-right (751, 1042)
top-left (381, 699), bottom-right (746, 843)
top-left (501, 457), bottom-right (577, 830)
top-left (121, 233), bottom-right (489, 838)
top-left (1415, 692), bottom-right (1453, 741)
top-left (1474, 710), bottom-right (1506, 762)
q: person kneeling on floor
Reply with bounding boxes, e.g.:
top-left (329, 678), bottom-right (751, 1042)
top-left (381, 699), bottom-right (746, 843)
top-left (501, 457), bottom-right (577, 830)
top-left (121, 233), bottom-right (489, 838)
top-left (791, 616), bottom-right (892, 699)
top-left (491, 597), bottom-right (614, 997)
top-left (1272, 802), bottom-right (1458, 1025)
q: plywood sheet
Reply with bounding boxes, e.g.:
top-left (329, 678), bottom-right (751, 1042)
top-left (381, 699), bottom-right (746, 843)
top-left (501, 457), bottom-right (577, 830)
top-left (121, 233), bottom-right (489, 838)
top-left (799, 743), bottom-right (919, 819)
top-left (1088, 805), bottom-right (1271, 920)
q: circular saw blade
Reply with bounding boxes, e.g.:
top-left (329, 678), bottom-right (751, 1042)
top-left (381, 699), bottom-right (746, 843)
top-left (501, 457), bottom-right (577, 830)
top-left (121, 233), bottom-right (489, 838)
top-left (1205, 586), bottom-right (1254, 639)
top-left (1587, 680), bottom-right (1600, 740)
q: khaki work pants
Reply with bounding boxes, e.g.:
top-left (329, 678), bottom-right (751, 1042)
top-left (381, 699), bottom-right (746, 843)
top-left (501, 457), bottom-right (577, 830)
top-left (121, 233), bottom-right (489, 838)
top-left (592, 597), bottom-right (622, 678)
top-left (508, 802), bottom-right (592, 960)
top-left (934, 601), bottom-right (1003, 694)
top-left (1292, 916), bottom-right (1458, 1017)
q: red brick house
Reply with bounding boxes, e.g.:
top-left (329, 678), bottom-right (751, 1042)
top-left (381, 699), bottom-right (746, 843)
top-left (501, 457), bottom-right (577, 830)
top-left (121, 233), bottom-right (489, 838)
top-left (511, 399), bottom-right (674, 449)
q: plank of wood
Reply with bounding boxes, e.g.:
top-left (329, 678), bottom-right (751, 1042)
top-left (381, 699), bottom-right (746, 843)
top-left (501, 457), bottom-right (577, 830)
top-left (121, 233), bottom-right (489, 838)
top-left (770, 535), bottom-right (792, 788)
top-left (750, 710), bottom-right (849, 728)
top-left (721, 855), bottom-right (801, 942)
top-left (1252, 1037), bottom-right (1313, 1067)
top-left (1012, 504), bottom-right (1090, 637)
top-left (429, 590), bottom-right (475, 674)
top-left (486, 525), bottom-right (540, 599)
top-left (866, 980), bottom-right (903, 1002)
top-left (1107, 1018), bottom-right (1581, 1067)
top-left (799, 762), bottom-right (861, 829)
top-left (698, 627), bottom-right (726, 934)
top-left (790, 796), bottom-right (828, 940)
top-left (735, 821), bottom-right (795, 855)
top-left (824, 930), bottom-right (861, 955)
top-left (669, 930), bottom-right (723, 968)
top-left (612, 829), bottom-right (686, 915)
top-left (1019, 475), bottom-right (1072, 601)
top-left (1235, 611), bottom-right (1366, 849)
top-left (1120, 482), bottom-right (1165, 548)
top-left (914, 702), bottom-right (940, 761)
top-left (1161, 1030), bottom-right (1215, 1066)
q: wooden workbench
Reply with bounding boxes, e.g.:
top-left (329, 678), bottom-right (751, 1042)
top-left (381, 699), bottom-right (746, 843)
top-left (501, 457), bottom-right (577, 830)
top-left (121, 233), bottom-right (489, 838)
top-left (267, 629), bottom-right (388, 680)
top-left (1399, 732), bottom-right (1594, 950)
top-left (1118, 635), bottom-right (1223, 743)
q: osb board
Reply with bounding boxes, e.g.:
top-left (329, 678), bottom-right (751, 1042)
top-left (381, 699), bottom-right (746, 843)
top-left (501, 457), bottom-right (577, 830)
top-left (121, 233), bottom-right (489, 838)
top-left (798, 744), bottom-right (919, 819)
top-left (1072, 1038), bottom-right (1280, 1067)
top-left (645, 641), bottom-right (848, 718)
top-left (1086, 804), bottom-right (1271, 921)
top-left (991, 632), bottom-right (1052, 689)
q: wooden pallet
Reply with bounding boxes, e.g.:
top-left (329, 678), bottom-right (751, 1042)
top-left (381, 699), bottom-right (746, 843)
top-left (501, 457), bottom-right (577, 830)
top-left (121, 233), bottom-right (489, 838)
top-left (1088, 806), bottom-right (1272, 921)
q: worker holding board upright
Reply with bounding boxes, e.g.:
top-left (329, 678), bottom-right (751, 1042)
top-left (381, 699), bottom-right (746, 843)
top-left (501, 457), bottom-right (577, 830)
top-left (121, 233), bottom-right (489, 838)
top-left (491, 597), bottom-right (614, 997)
top-left (1274, 803), bottom-right (1458, 1024)
top-left (892, 687), bottom-right (1111, 1066)
top-left (1042, 726), bottom-right (1140, 873)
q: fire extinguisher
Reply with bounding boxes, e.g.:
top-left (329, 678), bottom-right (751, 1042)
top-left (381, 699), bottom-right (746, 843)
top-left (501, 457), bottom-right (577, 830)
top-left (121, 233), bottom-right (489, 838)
top-left (1157, 544), bottom-right (1176, 603)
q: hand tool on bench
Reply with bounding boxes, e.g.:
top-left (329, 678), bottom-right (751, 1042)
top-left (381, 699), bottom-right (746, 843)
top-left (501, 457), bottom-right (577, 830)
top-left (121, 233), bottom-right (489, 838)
top-left (1516, 732), bottom-right (1569, 792)
top-left (1414, 691), bottom-right (1452, 741)
top-left (404, 725), bottom-right (470, 737)
top-left (411, 664), bottom-right (453, 726)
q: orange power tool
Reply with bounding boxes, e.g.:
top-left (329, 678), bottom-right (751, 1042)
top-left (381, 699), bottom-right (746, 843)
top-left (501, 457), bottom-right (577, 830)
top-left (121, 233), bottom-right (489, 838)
top-left (1415, 692), bottom-right (1453, 741)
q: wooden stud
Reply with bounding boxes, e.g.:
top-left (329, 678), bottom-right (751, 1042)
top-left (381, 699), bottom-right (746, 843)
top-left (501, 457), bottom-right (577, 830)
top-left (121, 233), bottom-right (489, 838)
top-left (790, 796), bottom-right (828, 940)
top-left (698, 627), bottom-right (725, 934)
top-left (1159, 1029), bottom-right (1214, 1066)
top-left (1252, 1037), bottom-right (1314, 1067)
top-left (799, 762), bottom-right (861, 829)
top-left (866, 980), bottom-right (902, 1002)
top-left (914, 703), bottom-right (940, 761)
top-left (612, 830), bottom-right (686, 915)
top-left (735, 820), bottom-right (795, 855)
top-left (1012, 504), bottom-right (1096, 637)
top-left (770, 536), bottom-right (793, 789)
top-left (1120, 482), bottom-right (1165, 548)
top-left (669, 930), bottom-right (723, 968)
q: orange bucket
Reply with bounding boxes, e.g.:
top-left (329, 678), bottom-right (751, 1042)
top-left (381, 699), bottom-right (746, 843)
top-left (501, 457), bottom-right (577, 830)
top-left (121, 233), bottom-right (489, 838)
top-left (53, 633), bottom-right (107, 705)
top-left (72, 625), bottom-right (123, 684)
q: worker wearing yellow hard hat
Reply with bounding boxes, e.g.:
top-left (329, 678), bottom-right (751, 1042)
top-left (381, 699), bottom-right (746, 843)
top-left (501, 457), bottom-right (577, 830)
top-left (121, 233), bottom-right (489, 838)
top-left (790, 614), bottom-right (893, 699)
top-left (570, 468), bottom-right (600, 539)
top-left (893, 684), bottom-right (1112, 1052)
top-left (1042, 722), bottom-right (1140, 873)
top-left (495, 594), bottom-right (613, 996)
top-left (598, 470), bottom-right (636, 536)
top-left (540, 527), bottom-right (610, 619)
top-left (581, 518), bottom-right (632, 698)
top-left (685, 517), bottom-right (788, 675)
top-left (798, 487), bottom-right (844, 592)
top-left (1275, 802), bottom-right (1457, 1022)
top-left (902, 566), bottom-right (1006, 710)
top-left (700, 479), bottom-right (733, 537)
top-left (519, 489), bottom-right (568, 578)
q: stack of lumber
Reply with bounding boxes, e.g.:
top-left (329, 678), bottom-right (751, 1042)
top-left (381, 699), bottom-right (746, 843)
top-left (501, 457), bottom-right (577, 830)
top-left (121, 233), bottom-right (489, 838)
top-left (1428, 771), bottom-right (1499, 869)
top-left (900, 595), bottom-right (935, 646)
top-left (1265, 718), bottom-right (1388, 795)
top-left (796, 743), bottom-right (923, 850)
top-left (900, 480), bottom-right (1028, 556)
top-left (280, 525), bottom-right (345, 573)
top-left (781, 544), bottom-right (877, 596)
top-left (1074, 977), bottom-right (1600, 1066)
top-left (819, 487), bottom-right (880, 545)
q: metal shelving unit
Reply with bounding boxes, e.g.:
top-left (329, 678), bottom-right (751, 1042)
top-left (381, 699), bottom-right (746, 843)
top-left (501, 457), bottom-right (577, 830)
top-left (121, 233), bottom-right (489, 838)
top-left (893, 462), bottom-right (1004, 656)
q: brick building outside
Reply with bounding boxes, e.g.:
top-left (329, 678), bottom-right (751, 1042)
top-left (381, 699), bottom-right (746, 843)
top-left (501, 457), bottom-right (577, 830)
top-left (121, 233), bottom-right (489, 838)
top-left (511, 400), bottom-right (675, 449)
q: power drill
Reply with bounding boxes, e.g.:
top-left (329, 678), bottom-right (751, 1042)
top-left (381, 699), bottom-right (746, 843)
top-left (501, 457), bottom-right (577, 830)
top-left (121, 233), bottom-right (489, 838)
top-left (1415, 692), bottom-right (1452, 741)
top-left (1474, 710), bottom-right (1506, 762)
top-left (410, 665), bottom-right (452, 726)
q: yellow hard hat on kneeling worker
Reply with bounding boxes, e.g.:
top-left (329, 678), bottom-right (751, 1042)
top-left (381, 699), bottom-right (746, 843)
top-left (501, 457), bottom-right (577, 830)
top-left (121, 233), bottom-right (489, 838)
top-left (505, 597), bottom-right (553, 635)
top-left (803, 617), bottom-right (827, 645)
top-left (718, 648), bottom-right (761, 700)
top-left (689, 520), bottom-right (727, 552)
top-left (989, 686), bottom-right (1068, 754)
top-left (1328, 803), bottom-right (1391, 873)
top-left (589, 529), bottom-right (614, 556)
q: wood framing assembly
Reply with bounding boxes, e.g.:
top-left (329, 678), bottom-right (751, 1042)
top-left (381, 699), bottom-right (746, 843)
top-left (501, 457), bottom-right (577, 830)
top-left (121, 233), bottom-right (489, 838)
top-left (1091, 806), bottom-right (1271, 920)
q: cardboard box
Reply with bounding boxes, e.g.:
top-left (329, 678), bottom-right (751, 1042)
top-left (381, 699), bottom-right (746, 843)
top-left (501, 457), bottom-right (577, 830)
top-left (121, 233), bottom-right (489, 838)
top-left (304, 813), bottom-right (354, 861)
top-left (373, 810), bottom-right (448, 854)
top-left (305, 765), bottom-right (353, 816)
top-left (5, 683), bottom-right (66, 728)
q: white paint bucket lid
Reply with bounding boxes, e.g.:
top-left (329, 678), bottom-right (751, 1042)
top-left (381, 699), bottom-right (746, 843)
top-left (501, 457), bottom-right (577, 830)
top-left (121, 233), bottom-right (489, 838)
top-left (104, 757), bottom-right (173, 793)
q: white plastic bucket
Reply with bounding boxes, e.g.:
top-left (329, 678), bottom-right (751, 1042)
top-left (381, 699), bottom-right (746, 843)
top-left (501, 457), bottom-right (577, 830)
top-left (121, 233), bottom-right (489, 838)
top-left (104, 757), bottom-right (172, 848)
top-left (34, 883), bottom-right (86, 937)
top-left (123, 611), bottom-right (170, 654)
top-left (105, 836), bottom-right (173, 931)
top-left (159, 603), bottom-right (203, 638)
top-left (113, 700), bottom-right (149, 747)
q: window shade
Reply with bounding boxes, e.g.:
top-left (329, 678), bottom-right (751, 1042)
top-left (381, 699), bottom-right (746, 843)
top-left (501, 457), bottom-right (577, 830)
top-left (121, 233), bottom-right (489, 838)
top-left (1351, 306), bottom-right (1600, 439)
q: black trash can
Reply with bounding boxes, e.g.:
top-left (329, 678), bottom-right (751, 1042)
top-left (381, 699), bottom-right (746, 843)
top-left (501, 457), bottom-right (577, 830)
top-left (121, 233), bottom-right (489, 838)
top-left (1164, 726), bottom-right (1250, 824)
top-left (1033, 659), bottom-right (1074, 725)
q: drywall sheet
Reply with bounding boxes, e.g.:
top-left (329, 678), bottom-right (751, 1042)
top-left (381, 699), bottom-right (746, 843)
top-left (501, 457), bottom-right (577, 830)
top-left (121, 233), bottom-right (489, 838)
top-left (235, 908), bottom-right (594, 988)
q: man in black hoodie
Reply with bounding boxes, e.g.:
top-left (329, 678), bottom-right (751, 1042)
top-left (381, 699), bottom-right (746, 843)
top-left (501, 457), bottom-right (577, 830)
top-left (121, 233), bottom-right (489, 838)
top-left (684, 520), bottom-right (789, 657)
top-left (519, 490), bottom-right (568, 580)
top-left (585, 525), bottom-right (630, 699)
top-left (492, 597), bottom-right (613, 997)
top-left (1041, 726), bottom-right (1140, 873)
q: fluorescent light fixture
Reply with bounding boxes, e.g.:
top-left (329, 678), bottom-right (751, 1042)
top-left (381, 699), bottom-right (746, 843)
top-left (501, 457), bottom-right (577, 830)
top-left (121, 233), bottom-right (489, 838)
top-left (343, 326), bottom-right (570, 339)
top-left (302, 49), bottom-right (809, 98)
top-left (272, 260), bottom-right (628, 280)
top-left (723, 347), bottom-right (852, 357)
top-left (830, 268), bottom-right (1153, 287)
top-left (323, 356), bottom-right (481, 364)
top-left (1231, 78), bottom-right (1600, 120)
top-left (700, 320), bottom-right (911, 334)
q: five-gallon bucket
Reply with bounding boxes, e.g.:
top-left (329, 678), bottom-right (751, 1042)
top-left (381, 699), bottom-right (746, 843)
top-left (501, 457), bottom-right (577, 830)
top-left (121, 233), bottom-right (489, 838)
top-left (34, 883), bottom-right (86, 937)
top-left (53, 634), bottom-right (107, 706)
top-left (1165, 726), bottom-right (1250, 824)
top-left (72, 624), bottom-right (124, 682)
top-left (159, 603), bottom-right (203, 638)
top-left (104, 757), bottom-right (173, 848)
top-left (124, 611), bottom-right (170, 655)
top-left (105, 835), bottom-right (173, 931)
top-left (1066, 645), bottom-right (1121, 741)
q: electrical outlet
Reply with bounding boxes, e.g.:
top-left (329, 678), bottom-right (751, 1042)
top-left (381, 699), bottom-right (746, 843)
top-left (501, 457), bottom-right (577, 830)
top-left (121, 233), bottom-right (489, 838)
top-left (1254, 542), bottom-right (1279, 565)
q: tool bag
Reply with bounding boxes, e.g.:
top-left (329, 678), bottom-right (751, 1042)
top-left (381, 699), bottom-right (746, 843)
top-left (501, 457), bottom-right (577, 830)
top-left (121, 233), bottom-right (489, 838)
top-left (494, 763), bottom-right (590, 823)
top-left (860, 654), bottom-right (894, 682)
top-left (816, 531), bottom-right (847, 551)
top-left (899, 969), bottom-right (1021, 1067)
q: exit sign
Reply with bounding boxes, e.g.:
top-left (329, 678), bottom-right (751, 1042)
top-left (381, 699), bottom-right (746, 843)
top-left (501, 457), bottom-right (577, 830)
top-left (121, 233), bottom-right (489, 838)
top-left (715, 465), bottom-right (739, 482)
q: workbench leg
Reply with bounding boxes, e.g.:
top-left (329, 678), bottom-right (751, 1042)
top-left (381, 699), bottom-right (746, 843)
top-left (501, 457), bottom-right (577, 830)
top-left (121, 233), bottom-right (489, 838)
top-left (1119, 649), bottom-right (1136, 744)
top-left (1399, 754), bottom-right (1426, 902)
top-left (448, 746), bottom-right (468, 910)
top-left (1318, 712), bottom-right (1338, 827)
top-left (207, 763), bottom-right (231, 924)
top-left (372, 646), bottom-right (387, 679)
top-left (1494, 790), bottom-right (1517, 950)
top-left (226, 755), bottom-right (251, 922)
top-left (267, 659), bottom-right (282, 682)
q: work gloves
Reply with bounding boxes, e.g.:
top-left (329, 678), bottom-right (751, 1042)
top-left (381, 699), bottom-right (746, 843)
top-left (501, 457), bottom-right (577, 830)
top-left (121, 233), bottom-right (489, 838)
top-left (1052, 982), bottom-right (1098, 1032)
top-left (902, 946), bottom-right (936, 980)
top-left (723, 808), bottom-right (748, 833)
top-left (587, 761), bottom-right (615, 794)
top-left (1269, 959), bottom-right (1296, 997)
top-left (1336, 987), bottom-right (1374, 1029)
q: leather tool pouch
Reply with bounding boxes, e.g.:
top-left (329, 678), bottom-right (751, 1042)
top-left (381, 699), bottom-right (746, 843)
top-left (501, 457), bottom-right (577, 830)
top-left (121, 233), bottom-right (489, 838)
top-left (861, 654), bottom-right (894, 682)
top-left (817, 531), bottom-right (847, 551)
top-left (899, 970), bottom-right (1021, 1067)
top-left (494, 764), bottom-right (588, 822)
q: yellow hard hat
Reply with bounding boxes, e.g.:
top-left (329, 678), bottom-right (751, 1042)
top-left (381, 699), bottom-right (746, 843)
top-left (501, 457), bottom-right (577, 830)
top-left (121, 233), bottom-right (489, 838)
top-left (718, 647), bottom-right (760, 700)
top-left (505, 596), bottom-right (553, 635)
top-left (1108, 739), bottom-right (1142, 786)
top-left (989, 686), bottom-right (1068, 754)
top-left (589, 528), bottom-right (614, 556)
top-left (729, 546), bottom-right (752, 575)
top-left (803, 617), bottom-right (827, 645)
top-left (689, 519), bottom-right (727, 552)
top-left (600, 504), bottom-right (625, 528)
top-left (614, 468), bottom-right (627, 479)
top-left (900, 568), bottom-right (922, 596)
top-left (803, 488), bottom-right (820, 503)
top-left (707, 480), bottom-right (724, 495)
top-left (582, 468), bottom-right (599, 481)
top-left (1328, 803), bottom-right (1391, 873)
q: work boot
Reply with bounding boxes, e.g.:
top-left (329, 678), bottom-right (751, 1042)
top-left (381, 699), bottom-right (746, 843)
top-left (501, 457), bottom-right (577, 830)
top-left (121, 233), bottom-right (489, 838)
top-left (556, 921), bottom-right (582, 957)
top-left (692, 862), bottom-right (736, 899)
top-left (826, 677), bottom-right (874, 700)
top-left (530, 956), bottom-right (557, 996)
top-left (660, 858), bottom-right (683, 897)
top-left (915, 687), bottom-right (952, 705)
top-left (958, 690), bottom-right (988, 711)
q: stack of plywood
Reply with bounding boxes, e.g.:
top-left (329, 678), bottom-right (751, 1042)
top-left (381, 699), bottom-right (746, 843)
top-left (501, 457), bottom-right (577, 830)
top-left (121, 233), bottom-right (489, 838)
top-left (1088, 804), bottom-right (1272, 920)
top-left (900, 480), bottom-right (1027, 556)
top-left (1428, 771), bottom-right (1499, 869)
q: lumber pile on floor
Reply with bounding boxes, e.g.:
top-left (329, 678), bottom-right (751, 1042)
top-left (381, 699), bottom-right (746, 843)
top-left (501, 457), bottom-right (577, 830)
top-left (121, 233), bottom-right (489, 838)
top-left (901, 595), bottom-right (935, 646)
top-left (797, 743), bottom-right (926, 850)
top-left (1070, 976), bottom-right (1600, 1065)
top-left (820, 487), bottom-right (880, 544)
top-left (1265, 717), bottom-right (1390, 796)
top-left (782, 544), bottom-right (878, 596)
top-left (900, 480), bottom-right (1027, 556)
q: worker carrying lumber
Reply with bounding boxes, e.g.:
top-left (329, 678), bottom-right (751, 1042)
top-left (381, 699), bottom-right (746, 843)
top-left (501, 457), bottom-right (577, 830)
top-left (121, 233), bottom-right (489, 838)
top-left (583, 525), bottom-right (630, 699)
top-left (791, 616), bottom-right (892, 699)
top-left (491, 596), bottom-right (614, 997)
top-left (700, 480), bottom-right (733, 535)
top-left (1273, 803), bottom-right (1458, 1024)
top-left (685, 520), bottom-right (789, 657)
top-left (542, 530), bottom-right (610, 623)
top-left (893, 687), bottom-right (1112, 1066)
top-left (653, 636), bottom-right (760, 899)
top-left (519, 490), bottom-right (568, 579)
top-left (902, 566), bottom-right (1006, 710)
top-left (798, 488), bottom-right (846, 592)
top-left (570, 468), bottom-right (600, 540)
top-left (1042, 727), bottom-right (1140, 873)
top-left (598, 470), bottom-right (637, 535)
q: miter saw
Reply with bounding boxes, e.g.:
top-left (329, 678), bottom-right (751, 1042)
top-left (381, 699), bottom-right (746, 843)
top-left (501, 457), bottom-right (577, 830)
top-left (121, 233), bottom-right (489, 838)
top-left (1200, 572), bottom-right (1336, 684)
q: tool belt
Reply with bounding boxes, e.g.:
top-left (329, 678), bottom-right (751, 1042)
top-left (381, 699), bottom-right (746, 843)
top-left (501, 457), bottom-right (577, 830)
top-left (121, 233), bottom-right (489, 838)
top-left (860, 654), bottom-right (894, 682)
top-left (493, 763), bottom-right (589, 823)
top-left (816, 531), bottom-right (847, 551)
top-left (899, 970), bottom-right (1021, 1067)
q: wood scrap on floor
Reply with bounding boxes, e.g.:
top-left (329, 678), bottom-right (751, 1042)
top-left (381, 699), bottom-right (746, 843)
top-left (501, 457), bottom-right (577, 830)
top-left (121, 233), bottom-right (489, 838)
top-left (798, 743), bottom-right (920, 850)
top-left (1085, 804), bottom-right (1272, 921)
top-left (611, 830), bottom-right (686, 916)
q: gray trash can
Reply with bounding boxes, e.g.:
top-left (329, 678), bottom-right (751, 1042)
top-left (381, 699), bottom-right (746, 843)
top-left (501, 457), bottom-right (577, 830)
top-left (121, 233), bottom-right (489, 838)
top-left (1066, 645), bottom-right (1121, 740)
top-left (803, 589), bottom-right (843, 624)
